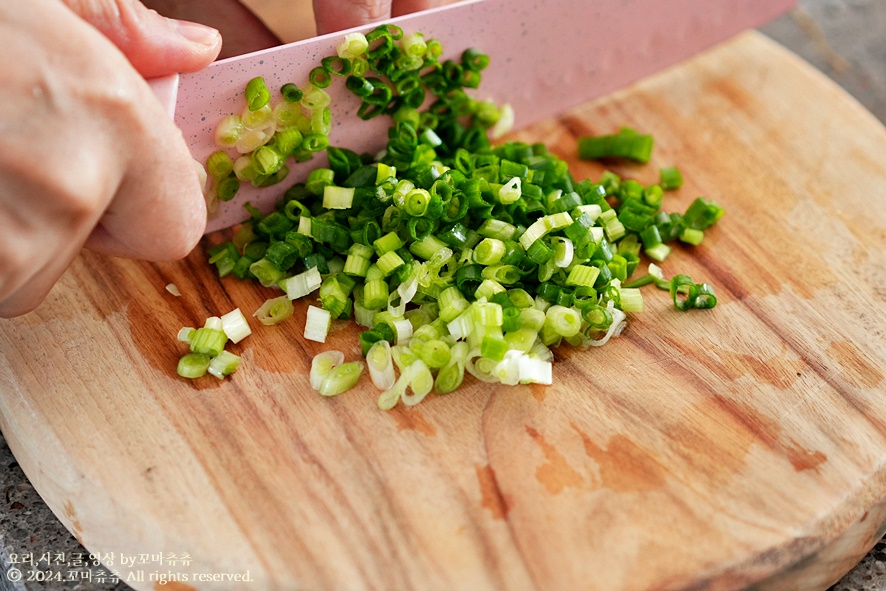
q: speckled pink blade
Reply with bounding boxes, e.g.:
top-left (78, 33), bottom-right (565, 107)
top-left (152, 0), bottom-right (794, 233)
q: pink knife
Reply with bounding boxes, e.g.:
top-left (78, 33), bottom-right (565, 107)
top-left (151, 0), bottom-right (795, 233)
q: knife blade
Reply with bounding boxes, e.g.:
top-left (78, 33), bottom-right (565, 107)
top-left (152, 0), bottom-right (794, 233)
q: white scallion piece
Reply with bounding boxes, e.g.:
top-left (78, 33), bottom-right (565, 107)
top-left (280, 266), bottom-right (322, 300)
top-left (493, 351), bottom-right (523, 386)
top-left (398, 271), bottom-right (419, 304)
top-left (446, 308), bottom-right (475, 341)
top-left (367, 341), bottom-right (395, 390)
top-left (337, 32), bottom-right (369, 58)
top-left (220, 308), bottom-right (252, 344)
top-left (304, 306), bottom-right (332, 343)
top-left (498, 177), bottom-right (522, 204)
top-left (310, 351), bottom-right (344, 390)
top-left (354, 301), bottom-right (375, 328)
top-left (297, 216), bottom-right (312, 237)
top-left (574, 204), bottom-right (603, 220)
top-left (551, 237), bottom-right (574, 268)
top-left (208, 350), bottom-right (241, 379)
top-left (235, 124), bottom-right (275, 154)
top-left (390, 344), bottom-right (417, 373)
top-left (491, 103), bottom-right (514, 140)
top-left (392, 318), bottom-right (414, 345)
top-left (322, 186), bottom-right (356, 209)
top-left (177, 327), bottom-right (195, 344)
top-left (519, 356), bottom-right (553, 384)
top-left (253, 296), bottom-right (294, 326)
top-left (319, 362), bottom-right (364, 396)
top-left (588, 306), bottom-right (628, 348)
top-left (214, 114), bottom-right (242, 148)
top-left (166, 283), bottom-right (182, 297)
top-left (203, 316), bottom-right (223, 331)
top-left (378, 364), bottom-right (412, 410)
top-left (272, 101), bottom-right (302, 130)
top-left (401, 360), bottom-right (433, 406)
top-left (529, 339), bottom-right (554, 362)
top-left (465, 348), bottom-right (499, 383)
top-left (241, 104), bottom-right (273, 129)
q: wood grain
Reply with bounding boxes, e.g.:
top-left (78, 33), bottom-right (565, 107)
top-left (2, 32), bottom-right (886, 591)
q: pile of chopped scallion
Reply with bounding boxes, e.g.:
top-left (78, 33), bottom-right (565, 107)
top-left (191, 24), bottom-right (723, 407)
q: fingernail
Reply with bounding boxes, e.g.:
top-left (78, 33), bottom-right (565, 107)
top-left (174, 20), bottom-right (221, 47)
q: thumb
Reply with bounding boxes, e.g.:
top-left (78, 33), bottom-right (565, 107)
top-left (62, 0), bottom-right (222, 78)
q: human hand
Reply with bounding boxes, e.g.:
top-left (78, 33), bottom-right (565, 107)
top-left (0, 0), bottom-right (222, 317)
top-left (313, 0), bottom-right (434, 36)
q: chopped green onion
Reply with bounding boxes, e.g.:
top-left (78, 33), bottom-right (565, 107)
top-left (203, 26), bottom-right (724, 404)
top-left (660, 166), bottom-right (683, 190)
top-left (301, 84), bottom-right (331, 110)
top-left (220, 308), bottom-right (252, 343)
top-left (217, 177), bottom-right (240, 202)
top-left (545, 305), bottom-right (582, 338)
top-left (305, 306), bottom-right (332, 342)
top-left (679, 227), bottom-right (704, 245)
top-left (400, 359), bottom-right (434, 406)
top-left (177, 327), bottom-right (195, 344)
top-left (281, 83), bottom-right (304, 103)
top-left (377, 250), bottom-right (405, 276)
top-left (207, 150), bottom-right (234, 179)
top-left (578, 128), bottom-right (654, 163)
top-left (474, 238), bottom-right (506, 265)
top-left (322, 186), bottom-right (356, 209)
top-left (253, 296), bottom-right (294, 325)
top-left (338, 32), bottom-right (369, 59)
top-left (373, 231), bottom-right (404, 255)
top-left (565, 265), bottom-right (600, 288)
top-left (177, 353), bottom-right (211, 379)
top-left (214, 115), bottom-right (242, 148)
top-left (551, 237), bottom-right (574, 268)
top-left (310, 350), bottom-right (345, 390)
top-left (190, 328), bottom-right (227, 357)
top-left (363, 278), bottom-right (389, 310)
top-left (279, 266), bottom-right (322, 300)
top-left (245, 77), bottom-right (271, 111)
top-left (319, 362), bottom-right (364, 396)
top-left (208, 350), bottom-right (241, 379)
top-left (618, 288), bottom-right (644, 313)
top-left (498, 177), bottom-right (521, 204)
top-left (367, 340), bottom-right (395, 389)
top-left (684, 197), bottom-right (725, 230)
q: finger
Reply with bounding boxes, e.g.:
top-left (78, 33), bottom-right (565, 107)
top-left (141, 0), bottom-right (282, 60)
top-left (313, 0), bottom-right (393, 36)
top-left (391, 0), bottom-right (433, 18)
top-left (84, 150), bottom-right (207, 261)
top-left (62, 0), bottom-right (222, 77)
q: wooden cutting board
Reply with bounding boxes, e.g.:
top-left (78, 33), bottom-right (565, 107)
top-left (2, 32), bottom-right (886, 591)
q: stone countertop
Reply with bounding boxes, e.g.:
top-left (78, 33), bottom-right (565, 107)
top-left (2, 1), bottom-right (885, 589)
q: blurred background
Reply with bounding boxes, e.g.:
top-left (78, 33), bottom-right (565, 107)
top-left (1, 1), bottom-right (884, 590)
